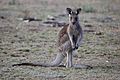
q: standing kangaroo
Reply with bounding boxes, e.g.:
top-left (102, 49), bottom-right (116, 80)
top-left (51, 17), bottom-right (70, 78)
top-left (13, 8), bottom-right (90, 68)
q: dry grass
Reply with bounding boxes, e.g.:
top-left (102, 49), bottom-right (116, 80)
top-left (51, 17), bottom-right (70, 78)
top-left (0, 0), bottom-right (120, 80)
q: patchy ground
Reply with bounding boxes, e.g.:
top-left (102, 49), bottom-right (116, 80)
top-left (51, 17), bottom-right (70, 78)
top-left (0, 0), bottom-right (120, 80)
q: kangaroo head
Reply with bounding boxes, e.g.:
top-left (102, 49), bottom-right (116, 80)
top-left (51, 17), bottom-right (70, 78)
top-left (66, 8), bottom-right (81, 25)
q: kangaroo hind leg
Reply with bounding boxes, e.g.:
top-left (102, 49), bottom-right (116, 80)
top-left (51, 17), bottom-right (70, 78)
top-left (66, 51), bottom-right (73, 68)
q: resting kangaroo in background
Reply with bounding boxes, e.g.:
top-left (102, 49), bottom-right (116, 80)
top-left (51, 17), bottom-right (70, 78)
top-left (13, 8), bottom-right (90, 68)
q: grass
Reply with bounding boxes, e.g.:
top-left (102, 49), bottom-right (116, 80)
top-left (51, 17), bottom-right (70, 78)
top-left (82, 4), bottom-right (96, 13)
top-left (9, 0), bottom-right (20, 5)
top-left (0, 0), bottom-right (120, 80)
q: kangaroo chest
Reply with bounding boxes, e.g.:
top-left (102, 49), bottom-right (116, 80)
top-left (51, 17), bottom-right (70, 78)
top-left (72, 29), bottom-right (79, 44)
top-left (68, 25), bottom-right (81, 44)
top-left (69, 25), bottom-right (81, 37)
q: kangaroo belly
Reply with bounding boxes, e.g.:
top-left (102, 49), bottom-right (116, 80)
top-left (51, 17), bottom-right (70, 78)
top-left (72, 35), bottom-right (77, 45)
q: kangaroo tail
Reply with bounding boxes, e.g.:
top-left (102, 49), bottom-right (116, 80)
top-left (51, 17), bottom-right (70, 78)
top-left (12, 53), bottom-right (65, 67)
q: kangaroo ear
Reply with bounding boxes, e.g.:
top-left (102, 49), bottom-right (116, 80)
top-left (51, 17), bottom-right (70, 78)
top-left (66, 8), bottom-right (72, 14)
top-left (76, 8), bottom-right (81, 14)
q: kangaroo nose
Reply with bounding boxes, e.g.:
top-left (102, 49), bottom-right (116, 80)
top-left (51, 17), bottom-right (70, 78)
top-left (72, 22), bottom-right (76, 24)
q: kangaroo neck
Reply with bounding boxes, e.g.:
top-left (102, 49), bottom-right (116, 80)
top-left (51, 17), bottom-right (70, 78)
top-left (69, 22), bottom-right (80, 30)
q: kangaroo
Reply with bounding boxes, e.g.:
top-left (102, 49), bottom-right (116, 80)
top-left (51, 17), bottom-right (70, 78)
top-left (13, 8), bottom-right (90, 68)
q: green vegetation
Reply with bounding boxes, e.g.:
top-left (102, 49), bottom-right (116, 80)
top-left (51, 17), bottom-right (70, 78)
top-left (0, 0), bottom-right (120, 80)
top-left (82, 4), bottom-right (96, 13)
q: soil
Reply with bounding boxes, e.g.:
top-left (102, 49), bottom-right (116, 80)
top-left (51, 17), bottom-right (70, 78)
top-left (0, 0), bottom-right (120, 80)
